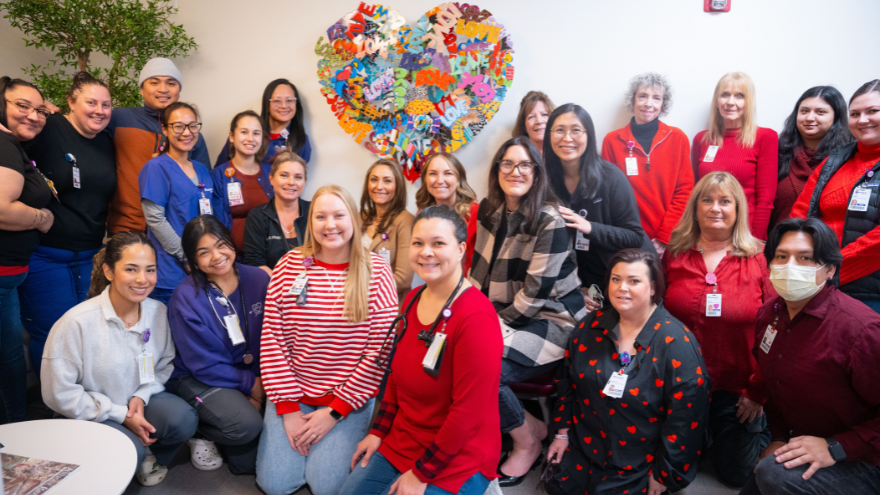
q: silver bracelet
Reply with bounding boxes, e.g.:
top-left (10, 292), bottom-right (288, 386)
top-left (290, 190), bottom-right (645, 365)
top-left (554, 434), bottom-right (569, 440)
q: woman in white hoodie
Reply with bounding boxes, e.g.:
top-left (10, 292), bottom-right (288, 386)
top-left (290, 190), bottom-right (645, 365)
top-left (41, 232), bottom-right (197, 487)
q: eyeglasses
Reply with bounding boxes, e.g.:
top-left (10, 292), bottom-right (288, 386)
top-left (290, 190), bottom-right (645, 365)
top-left (270, 98), bottom-right (297, 108)
top-left (5, 99), bottom-right (50, 120)
top-left (498, 160), bottom-right (535, 176)
top-left (167, 122), bottom-right (202, 134)
top-left (540, 456), bottom-right (558, 482)
top-left (551, 127), bottom-right (586, 139)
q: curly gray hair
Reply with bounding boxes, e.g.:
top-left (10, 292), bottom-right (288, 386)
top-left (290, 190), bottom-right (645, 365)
top-left (625, 72), bottom-right (673, 117)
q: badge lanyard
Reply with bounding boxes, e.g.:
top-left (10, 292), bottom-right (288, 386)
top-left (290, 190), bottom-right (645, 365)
top-left (136, 324), bottom-right (155, 385)
top-left (574, 209), bottom-right (590, 251)
top-left (31, 160), bottom-right (59, 201)
top-left (760, 303), bottom-right (781, 354)
top-left (625, 140), bottom-right (639, 176)
top-left (377, 232), bottom-right (391, 266)
top-left (275, 128), bottom-right (289, 153)
top-left (64, 153), bottom-right (81, 189)
top-left (205, 270), bottom-right (254, 365)
top-left (601, 329), bottom-right (638, 399)
top-left (224, 166), bottom-right (244, 207)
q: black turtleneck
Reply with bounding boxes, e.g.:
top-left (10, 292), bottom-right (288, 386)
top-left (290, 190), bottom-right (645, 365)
top-left (631, 117), bottom-right (659, 154)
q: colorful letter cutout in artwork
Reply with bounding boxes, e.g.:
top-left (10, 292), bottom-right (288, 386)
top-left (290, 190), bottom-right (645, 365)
top-left (315, 2), bottom-right (515, 181)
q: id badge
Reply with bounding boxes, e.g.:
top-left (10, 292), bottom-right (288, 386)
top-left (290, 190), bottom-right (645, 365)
top-left (72, 166), bottom-right (81, 189)
top-left (224, 314), bottom-right (245, 345)
top-left (706, 293), bottom-right (722, 317)
top-left (378, 248), bottom-right (391, 266)
top-left (137, 352), bottom-right (155, 385)
top-left (199, 197), bottom-right (213, 215)
top-left (575, 231), bottom-right (590, 251)
top-left (602, 372), bottom-right (628, 399)
top-left (625, 157), bottom-right (638, 176)
top-left (289, 275), bottom-right (308, 296)
top-left (760, 324), bottom-right (778, 354)
top-left (227, 182), bottom-right (244, 207)
top-left (422, 332), bottom-right (447, 376)
top-left (848, 187), bottom-right (871, 212)
top-left (703, 145), bottom-right (719, 163)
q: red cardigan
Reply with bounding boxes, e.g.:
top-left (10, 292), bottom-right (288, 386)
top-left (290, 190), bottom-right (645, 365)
top-left (601, 120), bottom-right (693, 244)
top-left (691, 127), bottom-right (779, 240)
top-left (662, 248), bottom-right (775, 401)
top-left (371, 286), bottom-right (502, 492)
top-left (792, 141), bottom-right (880, 285)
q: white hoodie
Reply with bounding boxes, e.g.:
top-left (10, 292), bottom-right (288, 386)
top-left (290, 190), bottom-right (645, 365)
top-left (41, 287), bottom-right (176, 424)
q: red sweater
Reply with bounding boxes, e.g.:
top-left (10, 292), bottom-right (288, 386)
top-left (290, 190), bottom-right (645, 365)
top-left (792, 141), bottom-right (880, 285)
top-left (662, 248), bottom-right (775, 400)
top-left (601, 121), bottom-right (693, 244)
top-left (260, 251), bottom-right (398, 416)
top-left (371, 286), bottom-right (502, 492)
top-left (230, 168), bottom-right (269, 254)
top-left (692, 127), bottom-right (779, 240)
top-left (463, 201), bottom-right (479, 275)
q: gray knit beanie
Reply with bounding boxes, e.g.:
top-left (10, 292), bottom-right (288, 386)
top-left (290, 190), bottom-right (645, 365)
top-left (138, 57), bottom-right (182, 88)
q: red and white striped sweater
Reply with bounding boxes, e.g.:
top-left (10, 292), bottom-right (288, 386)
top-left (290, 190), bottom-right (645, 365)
top-left (260, 249), bottom-right (398, 416)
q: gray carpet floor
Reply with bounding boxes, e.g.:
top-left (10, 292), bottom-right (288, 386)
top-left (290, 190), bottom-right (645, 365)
top-left (121, 446), bottom-right (741, 495)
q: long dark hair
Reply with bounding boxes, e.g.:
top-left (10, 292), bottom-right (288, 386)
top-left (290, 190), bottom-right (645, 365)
top-left (228, 110), bottom-right (269, 163)
top-left (89, 232), bottom-right (156, 298)
top-left (360, 158), bottom-right (407, 236)
top-left (778, 86), bottom-right (853, 180)
top-left (261, 79), bottom-right (306, 154)
top-left (487, 136), bottom-right (559, 236)
top-left (181, 215), bottom-right (236, 286)
top-left (544, 103), bottom-right (604, 203)
top-left (0, 76), bottom-right (43, 129)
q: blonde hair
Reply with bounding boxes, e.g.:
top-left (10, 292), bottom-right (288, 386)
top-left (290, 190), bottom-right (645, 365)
top-left (415, 153), bottom-right (477, 220)
top-left (667, 171), bottom-right (762, 258)
top-left (300, 185), bottom-right (372, 322)
top-left (702, 72), bottom-right (758, 148)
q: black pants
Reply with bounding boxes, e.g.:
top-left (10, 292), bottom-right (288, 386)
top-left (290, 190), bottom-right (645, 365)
top-left (739, 454), bottom-right (880, 494)
top-left (168, 375), bottom-right (263, 475)
top-left (709, 390), bottom-right (771, 487)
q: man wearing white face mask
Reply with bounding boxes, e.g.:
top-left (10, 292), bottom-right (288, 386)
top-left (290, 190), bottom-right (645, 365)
top-left (739, 218), bottom-right (880, 495)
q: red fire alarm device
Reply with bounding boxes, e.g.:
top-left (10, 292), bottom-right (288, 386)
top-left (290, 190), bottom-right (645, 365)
top-left (704, 0), bottom-right (731, 12)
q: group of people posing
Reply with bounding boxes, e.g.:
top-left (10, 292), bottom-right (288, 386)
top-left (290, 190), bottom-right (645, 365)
top-left (0, 56), bottom-right (878, 495)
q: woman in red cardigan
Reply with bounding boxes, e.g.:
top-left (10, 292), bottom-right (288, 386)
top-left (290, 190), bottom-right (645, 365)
top-left (340, 205), bottom-right (502, 495)
top-left (663, 171), bottom-right (776, 488)
top-left (692, 72), bottom-right (778, 240)
top-left (601, 72), bottom-right (694, 256)
top-left (792, 80), bottom-right (880, 312)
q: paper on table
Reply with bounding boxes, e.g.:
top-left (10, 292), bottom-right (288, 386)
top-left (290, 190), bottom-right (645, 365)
top-left (2, 453), bottom-right (80, 495)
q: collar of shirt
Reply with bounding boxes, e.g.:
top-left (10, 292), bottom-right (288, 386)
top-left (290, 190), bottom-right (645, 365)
top-left (592, 304), bottom-right (668, 353)
top-left (775, 284), bottom-right (835, 328)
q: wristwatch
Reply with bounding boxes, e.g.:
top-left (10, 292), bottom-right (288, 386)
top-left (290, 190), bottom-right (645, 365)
top-left (328, 408), bottom-right (344, 421)
top-left (826, 438), bottom-right (847, 462)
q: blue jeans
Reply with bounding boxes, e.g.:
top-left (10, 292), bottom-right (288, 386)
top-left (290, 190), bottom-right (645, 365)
top-left (339, 451), bottom-right (491, 495)
top-left (99, 391), bottom-right (198, 466)
top-left (0, 272), bottom-right (28, 424)
top-left (739, 454), bottom-right (880, 495)
top-left (499, 358), bottom-right (558, 433)
top-left (256, 398), bottom-right (375, 495)
top-left (18, 246), bottom-right (99, 375)
top-left (148, 287), bottom-right (174, 306)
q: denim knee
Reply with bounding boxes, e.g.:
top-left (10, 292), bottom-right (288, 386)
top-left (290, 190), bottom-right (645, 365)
top-left (754, 455), bottom-right (801, 494)
top-left (160, 402), bottom-right (199, 444)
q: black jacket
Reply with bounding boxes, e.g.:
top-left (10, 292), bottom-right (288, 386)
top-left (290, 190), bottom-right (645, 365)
top-left (243, 198), bottom-right (310, 270)
top-left (556, 160), bottom-right (655, 291)
top-left (806, 142), bottom-right (880, 300)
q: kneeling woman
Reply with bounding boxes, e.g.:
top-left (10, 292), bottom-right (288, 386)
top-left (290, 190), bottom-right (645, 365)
top-left (469, 136), bottom-right (587, 485)
top-left (41, 233), bottom-right (198, 487)
top-left (256, 185), bottom-right (398, 495)
top-left (545, 249), bottom-right (711, 495)
top-left (166, 215), bottom-right (270, 475)
top-left (340, 206), bottom-right (503, 495)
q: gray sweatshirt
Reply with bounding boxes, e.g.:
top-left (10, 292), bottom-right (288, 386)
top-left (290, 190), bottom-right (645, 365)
top-left (41, 287), bottom-right (176, 424)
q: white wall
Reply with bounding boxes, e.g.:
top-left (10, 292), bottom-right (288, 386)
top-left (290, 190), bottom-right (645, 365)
top-left (2, 0), bottom-right (878, 209)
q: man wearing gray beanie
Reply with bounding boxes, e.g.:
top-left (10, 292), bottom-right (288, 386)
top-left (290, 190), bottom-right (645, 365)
top-left (105, 57), bottom-right (210, 234)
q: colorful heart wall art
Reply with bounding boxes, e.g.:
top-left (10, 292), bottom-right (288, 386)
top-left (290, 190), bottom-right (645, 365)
top-left (315, 3), bottom-right (515, 181)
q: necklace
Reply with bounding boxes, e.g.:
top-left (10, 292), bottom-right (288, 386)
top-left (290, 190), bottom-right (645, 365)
top-left (698, 242), bottom-right (732, 254)
top-left (122, 304), bottom-right (141, 329)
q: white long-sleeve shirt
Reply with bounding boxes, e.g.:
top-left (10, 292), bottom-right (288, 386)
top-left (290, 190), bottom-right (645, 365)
top-left (41, 287), bottom-right (176, 424)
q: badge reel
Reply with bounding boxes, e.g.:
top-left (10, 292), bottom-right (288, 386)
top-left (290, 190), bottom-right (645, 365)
top-left (378, 233), bottom-right (391, 266)
top-left (225, 167), bottom-right (244, 207)
top-left (198, 183), bottom-right (213, 215)
top-left (587, 284), bottom-right (604, 306)
top-left (421, 308), bottom-right (451, 377)
top-left (137, 328), bottom-right (155, 385)
top-left (625, 141), bottom-right (638, 176)
top-left (575, 209), bottom-right (590, 251)
top-left (705, 273), bottom-right (721, 317)
top-left (208, 278), bottom-right (254, 364)
top-left (65, 153), bottom-right (81, 189)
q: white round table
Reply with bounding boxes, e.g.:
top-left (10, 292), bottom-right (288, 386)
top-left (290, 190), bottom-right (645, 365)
top-left (0, 419), bottom-right (136, 495)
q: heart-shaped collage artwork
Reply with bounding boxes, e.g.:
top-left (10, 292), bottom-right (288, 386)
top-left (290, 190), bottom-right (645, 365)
top-left (315, 2), bottom-right (515, 181)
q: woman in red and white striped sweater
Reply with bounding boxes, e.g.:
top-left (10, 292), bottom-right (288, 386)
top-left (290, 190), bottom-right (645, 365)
top-left (255, 185), bottom-right (398, 495)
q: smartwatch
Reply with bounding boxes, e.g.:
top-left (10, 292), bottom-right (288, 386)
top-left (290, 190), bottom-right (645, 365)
top-left (328, 408), bottom-right (344, 421)
top-left (826, 437), bottom-right (847, 462)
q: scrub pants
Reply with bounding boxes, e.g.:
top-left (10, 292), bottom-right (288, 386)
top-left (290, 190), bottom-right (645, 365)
top-left (0, 271), bottom-right (28, 424)
top-left (18, 246), bottom-right (100, 376)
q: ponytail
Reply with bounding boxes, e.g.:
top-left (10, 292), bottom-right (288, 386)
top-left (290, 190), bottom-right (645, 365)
top-left (88, 232), bottom-right (156, 298)
top-left (88, 248), bottom-right (110, 298)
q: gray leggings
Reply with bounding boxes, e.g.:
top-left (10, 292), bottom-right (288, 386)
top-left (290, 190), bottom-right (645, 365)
top-left (168, 375), bottom-right (264, 475)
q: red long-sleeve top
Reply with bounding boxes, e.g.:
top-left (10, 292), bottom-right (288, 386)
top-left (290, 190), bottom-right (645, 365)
top-left (791, 141), bottom-right (880, 285)
top-left (662, 248), bottom-right (775, 401)
top-left (601, 121), bottom-right (694, 244)
top-left (692, 128), bottom-right (779, 240)
top-left (371, 286), bottom-right (502, 492)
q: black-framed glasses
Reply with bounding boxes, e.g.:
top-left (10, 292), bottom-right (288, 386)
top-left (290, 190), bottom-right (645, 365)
top-left (5, 99), bottom-right (50, 120)
top-left (167, 122), bottom-right (202, 135)
top-left (498, 160), bottom-right (535, 176)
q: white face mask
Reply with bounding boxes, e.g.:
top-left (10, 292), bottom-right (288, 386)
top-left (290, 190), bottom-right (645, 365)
top-left (769, 263), bottom-right (827, 302)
